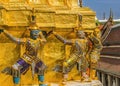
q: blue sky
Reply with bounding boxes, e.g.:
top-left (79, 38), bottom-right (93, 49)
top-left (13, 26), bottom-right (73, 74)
top-left (83, 0), bottom-right (120, 19)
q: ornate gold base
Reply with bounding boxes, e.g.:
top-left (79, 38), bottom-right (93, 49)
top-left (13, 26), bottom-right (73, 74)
top-left (64, 80), bottom-right (103, 86)
top-left (20, 85), bottom-right (39, 86)
top-left (21, 80), bottom-right (103, 86)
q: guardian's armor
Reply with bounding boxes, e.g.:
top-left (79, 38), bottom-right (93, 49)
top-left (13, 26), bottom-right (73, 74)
top-left (1, 30), bottom-right (46, 85)
top-left (53, 31), bottom-right (89, 75)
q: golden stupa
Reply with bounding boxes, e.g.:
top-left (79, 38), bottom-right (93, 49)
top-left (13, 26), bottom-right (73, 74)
top-left (0, 0), bottom-right (99, 86)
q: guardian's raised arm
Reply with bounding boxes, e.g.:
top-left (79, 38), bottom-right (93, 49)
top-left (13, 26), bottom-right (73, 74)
top-left (53, 31), bottom-right (73, 45)
top-left (0, 29), bottom-right (25, 44)
top-left (39, 31), bottom-right (47, 43)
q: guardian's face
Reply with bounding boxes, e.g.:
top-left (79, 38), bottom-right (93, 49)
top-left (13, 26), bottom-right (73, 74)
top-left (93, 29), bottom-right (101, 38)
top-left (30, 30), bottom-right (40, 40)
top-left (76, 31), bottom-right (85, 38)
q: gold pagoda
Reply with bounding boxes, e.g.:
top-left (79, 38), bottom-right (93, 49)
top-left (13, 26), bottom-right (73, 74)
top-left (0, 0), bottom-right (98, 86)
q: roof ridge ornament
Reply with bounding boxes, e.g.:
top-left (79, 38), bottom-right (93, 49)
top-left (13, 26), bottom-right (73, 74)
top-left (109, 8), bottom-right (113, 20)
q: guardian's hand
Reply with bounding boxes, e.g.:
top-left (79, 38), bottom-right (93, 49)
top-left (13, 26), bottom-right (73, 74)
top-left (47, 30), bottom-right (53, 37)
top-left (51, 30), bottom-right (57, 34)
top-left (0, 29), bottom-right (4, 34)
